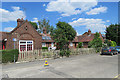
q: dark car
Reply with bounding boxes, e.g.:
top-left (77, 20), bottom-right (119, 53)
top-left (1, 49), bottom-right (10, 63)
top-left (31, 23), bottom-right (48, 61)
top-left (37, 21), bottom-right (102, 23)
top-left (101, 47), bottom-right (118, 56)
top-left (115, 46), bottom-right (120, 53)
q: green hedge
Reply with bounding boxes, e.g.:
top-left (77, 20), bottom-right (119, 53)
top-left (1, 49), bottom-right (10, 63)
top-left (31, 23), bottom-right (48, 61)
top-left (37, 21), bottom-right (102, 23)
top-left (1, 49), bottom-right (19, 63)
top-left (42, 47), bottom-right (48, 49)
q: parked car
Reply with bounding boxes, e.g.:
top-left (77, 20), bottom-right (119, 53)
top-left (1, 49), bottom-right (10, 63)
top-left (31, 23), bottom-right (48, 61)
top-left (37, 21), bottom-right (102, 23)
top-left (115, 46), bottom-right (120, 53)
top-left (101, 47), bottom-right (118, 56)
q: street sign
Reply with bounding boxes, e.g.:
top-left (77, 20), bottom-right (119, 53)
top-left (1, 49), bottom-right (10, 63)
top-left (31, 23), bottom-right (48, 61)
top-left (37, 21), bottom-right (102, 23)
top-left (13, 38), bottom-right (17, 42)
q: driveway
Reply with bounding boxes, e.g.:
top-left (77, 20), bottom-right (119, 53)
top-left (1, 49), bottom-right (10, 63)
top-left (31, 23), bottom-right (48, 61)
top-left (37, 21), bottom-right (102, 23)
top-left (2, 53), bottom-right (118, 78)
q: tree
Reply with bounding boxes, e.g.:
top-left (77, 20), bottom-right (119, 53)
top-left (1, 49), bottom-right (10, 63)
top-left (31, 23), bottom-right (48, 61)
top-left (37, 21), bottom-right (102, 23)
top-left (77, 42), bottom-right (83, 48)
top-left (88, 32), bottom-right (102, 52)
top-left (105, 24), bottom-right (120, 46)
top-left (111, 41), bottom-right (117, 47)
top-left (51, 21), bottom-right (76, 56)
top-left (29, 21), bottom-right (38, 30)
top-left (38, 19), bottom-right (54, 33)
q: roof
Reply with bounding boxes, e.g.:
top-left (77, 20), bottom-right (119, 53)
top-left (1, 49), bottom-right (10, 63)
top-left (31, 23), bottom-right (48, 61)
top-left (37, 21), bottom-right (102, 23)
top-left (77, 33), bottom-right (95, 42)
top-left (40, 33), bottom-right (54, 42)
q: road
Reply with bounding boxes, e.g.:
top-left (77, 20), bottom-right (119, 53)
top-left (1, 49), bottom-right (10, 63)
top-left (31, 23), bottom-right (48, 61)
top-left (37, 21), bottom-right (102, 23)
top-left (2, 53), bottom-right (118, 78)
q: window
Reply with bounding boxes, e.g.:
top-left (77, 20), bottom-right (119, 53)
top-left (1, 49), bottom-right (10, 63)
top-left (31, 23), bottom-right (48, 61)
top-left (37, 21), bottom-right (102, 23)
top-left (42, 36), bottom-right (51, 40)
top-left (70, 42), bottom-right (73, 46)
top-left (19, 40), bottom-right (33, 51)
top-left (42, 43), bottom-right (46, 47)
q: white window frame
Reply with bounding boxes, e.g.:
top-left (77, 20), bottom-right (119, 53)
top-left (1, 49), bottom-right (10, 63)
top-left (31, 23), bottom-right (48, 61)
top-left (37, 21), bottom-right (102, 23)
top-left (70, 42), bottom-right (73, 46)
top-left (42, 42), bottom-right (46, 47)
top-left (19, 40), bottom-right (33, 52)
top-left (51, 42), bottom-right (54, 47)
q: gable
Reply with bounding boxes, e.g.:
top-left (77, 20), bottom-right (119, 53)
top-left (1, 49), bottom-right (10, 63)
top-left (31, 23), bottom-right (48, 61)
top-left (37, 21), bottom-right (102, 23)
top-left (11, 21), bottom-right (41, 38)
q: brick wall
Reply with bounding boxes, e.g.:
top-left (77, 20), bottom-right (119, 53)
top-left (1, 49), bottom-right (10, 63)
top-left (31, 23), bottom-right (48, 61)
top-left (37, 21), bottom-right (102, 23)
top-left (5, 20), bottom-right (42, 50)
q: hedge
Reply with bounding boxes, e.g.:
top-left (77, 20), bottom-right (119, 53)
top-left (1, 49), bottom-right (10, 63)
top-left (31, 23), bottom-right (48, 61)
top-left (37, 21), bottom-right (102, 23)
top-left (1, 49), bottom-right (19, 63)
top-left (42, 47), bottom-right (48, 49)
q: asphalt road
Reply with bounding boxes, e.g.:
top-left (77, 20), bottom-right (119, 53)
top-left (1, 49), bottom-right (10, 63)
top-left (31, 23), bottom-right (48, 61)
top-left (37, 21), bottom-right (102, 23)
top-left (2, 53), bottom-right (118, 78)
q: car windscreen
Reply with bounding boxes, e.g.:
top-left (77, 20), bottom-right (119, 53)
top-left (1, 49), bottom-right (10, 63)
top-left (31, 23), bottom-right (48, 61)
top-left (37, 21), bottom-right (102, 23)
top-left (109, 47), bottom-right (115, 49)
top-left (115, 47), bottom-right (120, 49)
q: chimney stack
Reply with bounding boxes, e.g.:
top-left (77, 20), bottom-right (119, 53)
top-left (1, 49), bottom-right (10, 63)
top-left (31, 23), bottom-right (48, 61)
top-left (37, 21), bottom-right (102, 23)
top-left (17, 18), bottom-right (24, 26)
top-left (88, 29), bottom-right (91, 35)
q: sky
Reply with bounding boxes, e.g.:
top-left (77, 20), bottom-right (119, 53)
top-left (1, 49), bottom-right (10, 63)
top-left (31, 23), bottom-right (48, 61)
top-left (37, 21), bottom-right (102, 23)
top-left (1, 0), bottom-right (118, 35)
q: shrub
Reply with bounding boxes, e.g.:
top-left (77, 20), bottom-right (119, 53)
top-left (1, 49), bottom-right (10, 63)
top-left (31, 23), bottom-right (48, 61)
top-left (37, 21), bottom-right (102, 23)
top-left (60, 49), bottom-right (70, 57)
top-left (60, 50), bottom-right (64, 57)
top-left (2, 49), bottom-right (19, 63)
top-left (65, 50), bottom-right (70, 57)
top-left (77, 42), bottom-right (83, 48)
top-left (42, 47), bottom-right (48, 49)
top-left (111, 41), bottom-right (117, 47)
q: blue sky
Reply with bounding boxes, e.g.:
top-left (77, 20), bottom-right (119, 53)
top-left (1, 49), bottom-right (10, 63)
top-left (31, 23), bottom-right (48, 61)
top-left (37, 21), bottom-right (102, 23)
top-left (1, 1), bottom-right (118, 35)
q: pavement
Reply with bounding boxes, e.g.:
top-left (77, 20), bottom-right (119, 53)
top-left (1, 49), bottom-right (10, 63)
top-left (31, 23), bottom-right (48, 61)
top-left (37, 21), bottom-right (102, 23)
top-left (1, 53), bottom-right (119, 78)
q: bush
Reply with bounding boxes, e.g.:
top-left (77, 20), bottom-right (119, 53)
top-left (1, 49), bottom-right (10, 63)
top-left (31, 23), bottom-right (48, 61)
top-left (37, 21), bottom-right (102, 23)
top-left (42, 47), bottom-right (48, 49)
top-left (42, 47), bottom-right (48, 51)
top-left (60, 49), bottom-right (70, 57)
top-left (65, 50), bottom-right (70, 57)
top-left (77, 42), bottom-right (83, 48)
top-left (111, 41), bottom-right (117, 47)
top-left (2, 49), bottom-right (19, 63)
top-left (60, 50), bottom-right (64, 57)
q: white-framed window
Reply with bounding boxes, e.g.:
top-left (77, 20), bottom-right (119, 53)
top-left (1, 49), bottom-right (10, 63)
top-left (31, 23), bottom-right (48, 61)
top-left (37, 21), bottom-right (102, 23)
top-left (51, 42), bottom-right (54, 47)
top-left (70, 42), bottom-right (73, 46)
top-left (42, 42), bottom-right (46, 47)
top-left (19, 40), bottom-right (33, 51)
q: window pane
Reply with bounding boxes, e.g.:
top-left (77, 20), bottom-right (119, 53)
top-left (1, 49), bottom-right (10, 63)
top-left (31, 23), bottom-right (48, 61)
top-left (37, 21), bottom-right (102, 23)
top-left (20, 42), bottom-right (26, 43)
top-left (27, 44), bottom-right (32, 51)
top-left (27, 42), bottom-right (32, 43)
top-left (20, 45), bottom-right (26, 51)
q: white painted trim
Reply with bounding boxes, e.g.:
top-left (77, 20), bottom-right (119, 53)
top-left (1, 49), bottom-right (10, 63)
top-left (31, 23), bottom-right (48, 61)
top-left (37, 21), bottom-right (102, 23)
top-left (19, 40), bottom-right (33, 52)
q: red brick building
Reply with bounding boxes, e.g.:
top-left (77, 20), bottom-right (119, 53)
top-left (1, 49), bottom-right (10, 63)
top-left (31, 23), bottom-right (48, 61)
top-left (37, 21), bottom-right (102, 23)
top-left (40, 27), bottom-right (55, 48)
top-left (40, 29), bottom-right (104, 49)
top-left (0, 18), bottom-right (42, 51)
top-left (69, 29), bottom-right (104, 48)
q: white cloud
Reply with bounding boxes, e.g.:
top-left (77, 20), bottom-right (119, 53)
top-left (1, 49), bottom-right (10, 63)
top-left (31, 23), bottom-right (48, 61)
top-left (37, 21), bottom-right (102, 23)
top-left (72, 18), bottom-right (76, 20)
top-left (57, 17), bottom-right (62, 20)
top-left (86, 6), bottom-right (107, 15)
top-left (4, 27), bottom-right (14, 32)
top-left (106, 20), bottom-right (110, 22)
top-left (43, 4), bottom-right (46, 7)
top-left (32, 18), bottom-right (38, 23)
top-left (46, 0), bottom-right (97, 17)
top-left (0, 6), bottom-right (26, 22)
top-left (69, 18), bottom-right (106, 33)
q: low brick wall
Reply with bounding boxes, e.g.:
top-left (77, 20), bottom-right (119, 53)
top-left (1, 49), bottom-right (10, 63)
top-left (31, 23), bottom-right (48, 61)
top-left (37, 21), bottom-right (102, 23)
top-left (17, 48), bottom-right (96, 62)
top-left (70, 48), bottom-right (96, 55)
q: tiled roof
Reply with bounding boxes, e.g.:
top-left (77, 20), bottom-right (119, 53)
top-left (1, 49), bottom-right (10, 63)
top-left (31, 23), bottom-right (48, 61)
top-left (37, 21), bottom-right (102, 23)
top-left (77, 34), bottom-right (95, 42)
top-left (40, 33), bottom-right (54, 42)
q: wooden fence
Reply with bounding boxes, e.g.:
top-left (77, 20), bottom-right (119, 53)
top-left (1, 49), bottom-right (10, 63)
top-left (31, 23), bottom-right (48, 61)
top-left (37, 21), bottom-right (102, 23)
top-left (18, 49), bottom-right (60, 62)
top-left (17, 48), bottom-right (96, 62)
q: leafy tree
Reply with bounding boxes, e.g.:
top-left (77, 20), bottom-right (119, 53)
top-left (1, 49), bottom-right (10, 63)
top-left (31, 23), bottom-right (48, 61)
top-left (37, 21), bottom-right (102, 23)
top-left (51, 21), bottom-right (76, 56)
top-left (105, 24), bottom-right (120, 46)
top-left (88, 32), bottom-right (102, 52)
top-left (38, 19), bottom-right (54, 33)
top-left (77, 42), bottom-right (83, 48)
top-left (111, 41), bottom-right (117, 47)
top-left (29, 21), bottom-right (38, 30)
top-left (104, 39), bottom-right (111, 47)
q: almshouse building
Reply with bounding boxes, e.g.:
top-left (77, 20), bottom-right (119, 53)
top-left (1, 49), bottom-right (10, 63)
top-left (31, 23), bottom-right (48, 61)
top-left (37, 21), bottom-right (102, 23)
top-left (0, 18), bottom-right (42, 51)
top-left (0, 18), bottom-right (104, 51)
